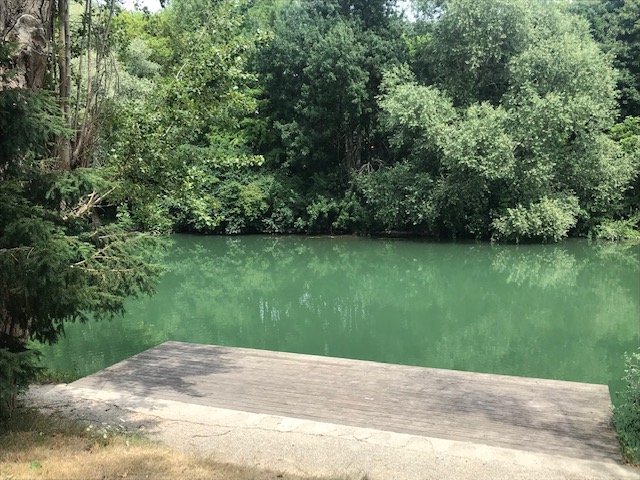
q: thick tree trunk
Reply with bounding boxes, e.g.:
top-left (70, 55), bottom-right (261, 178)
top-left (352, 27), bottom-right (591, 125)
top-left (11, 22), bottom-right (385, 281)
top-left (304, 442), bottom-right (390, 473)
top-left (344, 129), bottom-right (363, 171)
top-left (0, 315), bottom-right (29, 346)
top-left (1, 0), bottom-right (53, 90)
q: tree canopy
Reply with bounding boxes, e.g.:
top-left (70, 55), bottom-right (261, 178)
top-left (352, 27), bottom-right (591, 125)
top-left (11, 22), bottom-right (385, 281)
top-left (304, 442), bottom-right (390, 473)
top-left (72, 0), bottom-right (638, 241)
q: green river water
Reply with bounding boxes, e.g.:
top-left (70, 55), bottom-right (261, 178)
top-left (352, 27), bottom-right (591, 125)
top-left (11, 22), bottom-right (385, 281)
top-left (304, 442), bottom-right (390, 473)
top-left (39, 235), bottom-right (640, 392)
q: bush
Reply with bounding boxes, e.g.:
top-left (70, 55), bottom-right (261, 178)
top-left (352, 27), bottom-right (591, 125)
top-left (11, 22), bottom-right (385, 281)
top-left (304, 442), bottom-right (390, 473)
top-left (615, 349), bottom-right (640, 464)
top-left (492, 195), bottom-right (580, 242)
top-left (0, 347), bottom-right (41, 419)
top-left (354, 162), bottom-right (436, 233)
top-left (594, 216), bottom-right (640, 242)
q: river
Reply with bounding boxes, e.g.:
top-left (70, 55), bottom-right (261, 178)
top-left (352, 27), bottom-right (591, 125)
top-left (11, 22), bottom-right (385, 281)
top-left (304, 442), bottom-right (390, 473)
top-left (38, 235), bottom-right (640, 393)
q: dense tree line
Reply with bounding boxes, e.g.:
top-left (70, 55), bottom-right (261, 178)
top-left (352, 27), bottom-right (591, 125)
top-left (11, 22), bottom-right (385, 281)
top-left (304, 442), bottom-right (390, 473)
top-left (95, 0), bottom-right (640, 242)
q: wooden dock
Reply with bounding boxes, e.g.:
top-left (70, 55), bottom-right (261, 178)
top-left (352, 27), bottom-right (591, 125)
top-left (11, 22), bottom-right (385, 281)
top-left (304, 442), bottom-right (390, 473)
top-left (70, 341), bottom-right (621, 461)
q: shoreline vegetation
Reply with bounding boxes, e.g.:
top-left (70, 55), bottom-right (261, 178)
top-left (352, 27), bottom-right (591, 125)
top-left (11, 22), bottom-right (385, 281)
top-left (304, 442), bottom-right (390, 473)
top-left (615, 349), bottom-right (640, 465)
top-left (3, 0), bottom-right (636, 244)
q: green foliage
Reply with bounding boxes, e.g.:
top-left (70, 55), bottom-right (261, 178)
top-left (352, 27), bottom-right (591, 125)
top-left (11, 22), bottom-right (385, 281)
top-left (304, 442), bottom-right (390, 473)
top-left (594, 216), bottom-right (640, 241)
top-left (441, 103), bottom-right (515, 182)
top-left (107, 0), bottom-right (265, 233)
top-left (0, 175), bottom-right (164, 344)
top-left (367, 0), bottom-right (635, 240)
top-left (99, 0), bottom-right (640, 239)
top-left (217, 177), bottom-right (270, 234)
top-left (0, 90), bottom-right (69, 167)
top-left (610, 116), bottom-right (640, 215)
top-left (0, 41), bottom-right (19, 84)
top-left (612, 116), bottom-right (640, 150)
top-left (306, 195), bottom-right (343, 233)
top-left (424, 0), bottom-right (533, 106)
top-left (0, 349), bottom-right (41, 419)
top-left (259, 174), bottom-right (306, 233)
top-left (0, 0), bottom-right (167, 410)
top-left (355, 162), bottom-right (436, 231)
top-left (570, 0), bottom-right (640, 118)
top-left (434, 103), bottom-right (516, 236)
top-left (378, 66), bottom-right (456, 167)
top-left (255, 0), bottom-right (406, 176)
top-left (293, 19), bottom-right (369, 171)
top-left (122, 38), bottom-right (161, 78)
top-left (492, 195), bottom-right (581, 243)
top-left (170, 169), bottom-right (272, 234)
top-left (0, 85), bottom-right (163, 343)
top-left (111, 9), bottom-right (173, 67)
top-left (615, 349), bottom-right (640, 464)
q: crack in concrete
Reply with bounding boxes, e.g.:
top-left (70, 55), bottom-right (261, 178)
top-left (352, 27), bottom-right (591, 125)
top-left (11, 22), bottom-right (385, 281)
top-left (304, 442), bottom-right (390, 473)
top-left (190, 430), bottom-right (232, 438)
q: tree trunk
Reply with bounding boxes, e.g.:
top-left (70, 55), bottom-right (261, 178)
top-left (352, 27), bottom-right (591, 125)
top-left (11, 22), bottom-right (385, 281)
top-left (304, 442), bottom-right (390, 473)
top-left (1, 0), bottom-right (53, 90)
top-left (344, 128), bottom-right (363, 171)
top-left (1, 1), bottom-right (55, 345)
top-left (57, 0), bottom-right (71, 169)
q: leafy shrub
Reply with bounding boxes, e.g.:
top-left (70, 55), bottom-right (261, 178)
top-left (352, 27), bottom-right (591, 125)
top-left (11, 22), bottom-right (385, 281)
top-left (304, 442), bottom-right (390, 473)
top-left (306, 195), bottom-right (342, 234)
top-left (217, 178), bottom-right (271, 234)
top-left (610, 116), bottom-right (640, 153)
top-left (594, 216), bottom-right (640, 241)
top-left (615, 349), bottom-right (640, 464)
top-left (354, 162), bottom-right (436, 232)
top-left (0, 348), bottom-right (41, 419)
top-left (492, 195), bottom-right (580, 242)
top-left (261, 175), bottom-right (306, 234)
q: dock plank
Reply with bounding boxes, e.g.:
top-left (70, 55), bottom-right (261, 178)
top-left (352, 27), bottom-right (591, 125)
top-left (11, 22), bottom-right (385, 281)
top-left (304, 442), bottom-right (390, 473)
top-left (70, 341), bottom-right (621, 461)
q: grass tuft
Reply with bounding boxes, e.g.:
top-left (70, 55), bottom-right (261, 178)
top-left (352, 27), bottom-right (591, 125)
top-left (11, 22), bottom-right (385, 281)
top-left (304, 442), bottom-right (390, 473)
top-left (34, 368), bottom-right (81, 385)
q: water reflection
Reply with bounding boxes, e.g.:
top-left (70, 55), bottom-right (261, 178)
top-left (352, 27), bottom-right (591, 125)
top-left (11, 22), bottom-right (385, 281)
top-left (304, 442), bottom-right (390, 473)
top-left (39, 236), bottom-right (640, 386)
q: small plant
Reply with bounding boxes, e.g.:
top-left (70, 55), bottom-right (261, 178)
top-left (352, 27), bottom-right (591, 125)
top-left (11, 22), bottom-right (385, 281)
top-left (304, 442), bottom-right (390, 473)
top-left (35, 368), bottom-right (80, 385)
top-left (0, 347), bottom-right (42, 419)
top-left (594, 216), bottom-right (640, 242)
top-left (614, 348), bottom-right (640, 464)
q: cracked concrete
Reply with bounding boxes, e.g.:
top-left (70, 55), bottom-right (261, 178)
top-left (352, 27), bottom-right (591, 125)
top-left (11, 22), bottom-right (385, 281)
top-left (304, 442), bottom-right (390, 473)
top-left (24, 384), bottom-right (639, 480)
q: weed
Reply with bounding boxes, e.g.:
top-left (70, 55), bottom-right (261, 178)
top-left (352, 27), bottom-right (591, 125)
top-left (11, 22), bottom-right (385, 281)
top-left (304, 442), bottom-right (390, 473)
top-left (614, 349), bottom-right (640, 465)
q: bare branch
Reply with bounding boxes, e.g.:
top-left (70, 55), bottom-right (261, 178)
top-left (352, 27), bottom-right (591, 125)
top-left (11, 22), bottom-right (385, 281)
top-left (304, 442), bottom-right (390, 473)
top-left (66, 186), bottom-right (117, 219)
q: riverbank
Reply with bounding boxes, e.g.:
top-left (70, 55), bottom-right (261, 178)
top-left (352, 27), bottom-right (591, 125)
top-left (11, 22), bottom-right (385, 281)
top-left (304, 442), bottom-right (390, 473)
top-left (9, 384), bottom-right (637, 480)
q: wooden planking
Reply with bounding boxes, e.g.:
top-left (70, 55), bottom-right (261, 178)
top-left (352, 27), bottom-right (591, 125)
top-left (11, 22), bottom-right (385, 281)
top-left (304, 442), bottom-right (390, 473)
top-left (70, 341), bottom-right (621, 461)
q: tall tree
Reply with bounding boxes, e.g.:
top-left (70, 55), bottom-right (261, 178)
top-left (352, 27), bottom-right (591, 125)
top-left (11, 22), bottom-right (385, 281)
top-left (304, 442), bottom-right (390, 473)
top-left (0, 0), bottom-right (162, 414)
top-left (255, 0), bottom-right (407, 179)
top-left (362, 0), bottom-right (636, 240)
top-left (105, 0), bottom-right (266, 233)
top-left (423, 0), bottom-right (532, 107)
top-left (570, 0), bottom-right (640, 118)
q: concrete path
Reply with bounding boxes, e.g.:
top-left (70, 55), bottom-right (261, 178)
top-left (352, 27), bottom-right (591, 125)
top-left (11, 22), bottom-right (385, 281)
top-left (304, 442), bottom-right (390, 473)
top-left (67, 341), bottom-right (621, 461)
top-left (26, 384), bottom-right (639, 480)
